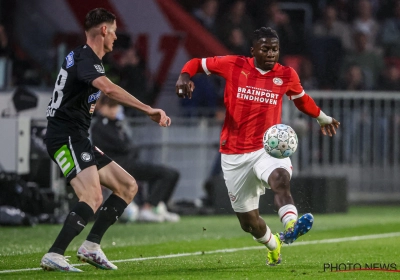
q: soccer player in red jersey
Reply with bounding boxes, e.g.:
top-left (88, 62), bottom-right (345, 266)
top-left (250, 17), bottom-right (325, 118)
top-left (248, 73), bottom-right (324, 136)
top-left (175, 27), bottom-right (340, 265)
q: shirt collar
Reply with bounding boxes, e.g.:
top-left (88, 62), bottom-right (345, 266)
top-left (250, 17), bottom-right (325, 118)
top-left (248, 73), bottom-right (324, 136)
top-left (251, 58), bottom-right (280, 74)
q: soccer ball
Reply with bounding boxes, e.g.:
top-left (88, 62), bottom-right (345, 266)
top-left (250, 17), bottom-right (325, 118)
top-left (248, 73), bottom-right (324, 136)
top-left (263, 124), bottom-right (298, 159)
top-left (119, 202), bottom-right (139, 223)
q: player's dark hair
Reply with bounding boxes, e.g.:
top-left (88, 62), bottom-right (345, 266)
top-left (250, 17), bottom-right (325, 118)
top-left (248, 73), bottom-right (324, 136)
top-left (84, 8), bottom-right (116, 31)
top-left (253, 27), bottom-right (279, 42)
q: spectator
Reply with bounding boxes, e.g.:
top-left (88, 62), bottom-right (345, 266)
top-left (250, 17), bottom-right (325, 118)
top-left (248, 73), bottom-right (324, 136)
top-left (310, 7), bottom-right (346, 89)
top-left (0, 23), bottom-right (11, 88)
top-left (378, 63), bottom-right (400, 91)
top-left (298, 58), bottom-right (319, 90)
top-left (313, 5), bottom-right (353, 52)
top-left (116, 46), bottom-right (154, 116)
top-left (0, 24), bottom-right (10, 57)
top-left (217, 0), bottom-right (254, 51)
top-left (192, 0), bottom-right (219, 37)
top-left (337, 64), bottom-right (366, 90)
top-left (261, 1), bottom-right (302, 56)
top-left (226, 27), bottom-right (249, 55)
top-left (180, 73), bottom-right (221, 118)
top-left (340, 29), bottom-right (384, 89)
top-left (380, 0), bottom-right (400, 57)
top-left (328, 0), bottom-right (352, 22)
top-left (0, 24), bottom-right (50, 87)
top-left (352, 0), bottom-right (380, 53)
top-left (91, 95), bottom-right (181, 223)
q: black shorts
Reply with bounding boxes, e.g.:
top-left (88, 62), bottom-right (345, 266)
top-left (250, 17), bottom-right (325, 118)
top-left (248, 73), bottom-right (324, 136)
top-left (45, 136), bottom-right (112, 183)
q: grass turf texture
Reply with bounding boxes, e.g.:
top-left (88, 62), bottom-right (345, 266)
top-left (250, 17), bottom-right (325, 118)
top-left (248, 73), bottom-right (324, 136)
top-left (0, 206), bottom-right (399, 279)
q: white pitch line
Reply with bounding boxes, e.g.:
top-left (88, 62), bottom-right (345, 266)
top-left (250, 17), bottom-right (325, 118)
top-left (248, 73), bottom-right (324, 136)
top-left (1, 231), bottom-right (400, 274)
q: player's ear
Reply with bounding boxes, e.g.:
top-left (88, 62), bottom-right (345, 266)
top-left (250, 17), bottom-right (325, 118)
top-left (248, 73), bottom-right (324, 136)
top-left (250, 47), bottom-right (254, 56)
top-left (100, 25), bottom-right (107, 37)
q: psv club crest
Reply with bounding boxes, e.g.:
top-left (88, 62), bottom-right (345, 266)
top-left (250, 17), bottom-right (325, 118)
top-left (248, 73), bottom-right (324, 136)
top-left (273, 77), bottom-right (283, 86)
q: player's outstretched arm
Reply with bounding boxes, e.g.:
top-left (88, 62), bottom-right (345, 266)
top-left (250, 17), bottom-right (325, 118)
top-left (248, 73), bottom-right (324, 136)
top-left (92, 76), bottom-right (171, 127)
top-left (146, 107), bottom-right (171, 127)
top-left (292, 94), bottom-right (340, 137)
top-left (317, 115), bottom-right (340, 137)
top-left (176, 58), bottom-right (205, 99)
top-left (176, 73), bottom-right (195, 99)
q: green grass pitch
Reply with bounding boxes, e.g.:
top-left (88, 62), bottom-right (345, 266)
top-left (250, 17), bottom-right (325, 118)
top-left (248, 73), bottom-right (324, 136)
top-left (0, 206), bottom-right (399, 279)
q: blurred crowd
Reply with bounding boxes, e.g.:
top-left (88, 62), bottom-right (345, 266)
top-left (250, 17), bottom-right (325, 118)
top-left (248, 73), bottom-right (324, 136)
top-left (184, 0), bottom-right (400, 92)
top-left (2, 0), bottom-right (400, 98)
top-left (0, 23), bottom-right (51, 88)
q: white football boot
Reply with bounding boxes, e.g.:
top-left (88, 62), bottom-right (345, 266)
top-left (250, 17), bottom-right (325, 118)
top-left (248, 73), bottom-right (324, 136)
top-left (40, 252), bottom-right (82, 272)
top-left (157, 202), bottom-right (180, 223)
top-left (137, 208), bottom-right (164, 223)
top-left (77, 241), bottom-right (117, 270)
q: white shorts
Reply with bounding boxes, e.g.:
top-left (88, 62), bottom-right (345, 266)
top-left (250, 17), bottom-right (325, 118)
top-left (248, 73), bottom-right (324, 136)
top-left (221, 148), bottom-right (292, 213)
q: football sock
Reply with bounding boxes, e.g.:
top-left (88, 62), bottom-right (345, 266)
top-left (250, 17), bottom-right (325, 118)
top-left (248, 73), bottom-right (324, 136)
top-left (253, 226), bottom-right (277, 251)
top-left (278, 204), bottom-right (298, 230)
top-left (49, 201), bottom-right (94, 255)
top-left (87, 194), bottom-right (128, 244)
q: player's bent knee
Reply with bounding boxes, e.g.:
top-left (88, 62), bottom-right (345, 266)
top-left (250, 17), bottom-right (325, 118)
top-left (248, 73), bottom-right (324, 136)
top-left (238, 215), bottom-right (259, 233)
top-left (239, 220), bottom-right (257, 233)
top-left (269, 169), bottom-right (290, 189)
top-left (269, 168), bottom-right (290, 182)
top-left (81, 191), bottom-right (103, 211)
top-left (237, 211), bottom-right (260, 233)
top-left (124, 178), bottom-right (138, 201)
top-left (93, 191), bottom-right (104, 210)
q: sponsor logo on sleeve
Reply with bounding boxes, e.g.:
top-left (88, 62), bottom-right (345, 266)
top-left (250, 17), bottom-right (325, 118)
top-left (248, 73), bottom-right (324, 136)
top-left (88, 90), bottom-right (101, 103)
top-left (66, 51), bottom-right (74, 68)
top-left (89, 104), bottom-right (96, 114)
top-left (94, 64), bottom-right (105, 73)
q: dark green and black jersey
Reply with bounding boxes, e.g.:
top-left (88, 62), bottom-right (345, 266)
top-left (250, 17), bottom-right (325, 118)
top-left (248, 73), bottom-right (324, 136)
top-left (45, 44), bottom-right (105, 139)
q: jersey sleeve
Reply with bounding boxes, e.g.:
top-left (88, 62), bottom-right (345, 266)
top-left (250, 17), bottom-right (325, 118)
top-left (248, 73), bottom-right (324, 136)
top-left (286, 67), bottom-right (305, 100)
top-left (76, 55), bottom-right (105, 85)
top-left (201, 55), bottom-right (236, 78)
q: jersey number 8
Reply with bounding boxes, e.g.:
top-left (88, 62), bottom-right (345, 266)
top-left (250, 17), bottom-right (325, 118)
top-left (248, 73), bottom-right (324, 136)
top-left (47, 68), bottom-right (68, 117)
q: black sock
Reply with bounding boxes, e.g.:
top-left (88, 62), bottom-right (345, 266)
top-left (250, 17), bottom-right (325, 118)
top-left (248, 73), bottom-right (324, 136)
top-left (87, 194), bottom-right (128, 244)
top-left (49, 201), bottom-right (94, 255)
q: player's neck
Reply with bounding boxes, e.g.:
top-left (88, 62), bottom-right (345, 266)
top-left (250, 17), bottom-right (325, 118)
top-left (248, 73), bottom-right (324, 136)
top-left (86, 38), bottom-right (105, 59)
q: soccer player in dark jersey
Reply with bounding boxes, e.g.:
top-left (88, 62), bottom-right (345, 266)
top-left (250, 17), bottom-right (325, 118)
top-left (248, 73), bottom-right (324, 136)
top-left (40, 8), bottom-right (171, 272)
top-left (175, 27), bottom-right (340, 266)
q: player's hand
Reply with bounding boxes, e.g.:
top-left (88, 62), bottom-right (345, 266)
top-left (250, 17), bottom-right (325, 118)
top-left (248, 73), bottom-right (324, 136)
top-left (320, 118), bottom-right (340, 137)
top-left (147, 108), bottom-right (171, 127)
top-left (176, 73), bottom-right (195, 99)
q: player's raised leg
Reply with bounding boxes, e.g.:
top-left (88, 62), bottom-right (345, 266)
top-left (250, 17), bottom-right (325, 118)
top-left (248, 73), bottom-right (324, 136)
top-left (267, 168), bottom-right (313, 244)
top-left (77, 161), bottom-right (137, 270)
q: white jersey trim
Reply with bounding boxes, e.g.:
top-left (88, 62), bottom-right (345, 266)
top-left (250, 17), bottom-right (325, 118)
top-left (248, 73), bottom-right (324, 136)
top-left (69, 136), bottom-right (81, 174)
top-left (288, 90), bottom-right (305, 100)
top-left (255, 67), bottom-right (270, 75)
top-left (202, 58), bottom-right (211, 75)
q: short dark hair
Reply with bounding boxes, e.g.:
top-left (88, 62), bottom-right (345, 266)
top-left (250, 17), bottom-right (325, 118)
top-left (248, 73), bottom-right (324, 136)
top-left (253, 27), bottom-right (279, 42)
top-left (84, 8), bottom-right (116, 31)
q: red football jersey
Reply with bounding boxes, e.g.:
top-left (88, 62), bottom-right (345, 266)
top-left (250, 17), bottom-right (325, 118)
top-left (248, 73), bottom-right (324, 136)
top-left (202, 55), bottom-right (305, 154)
